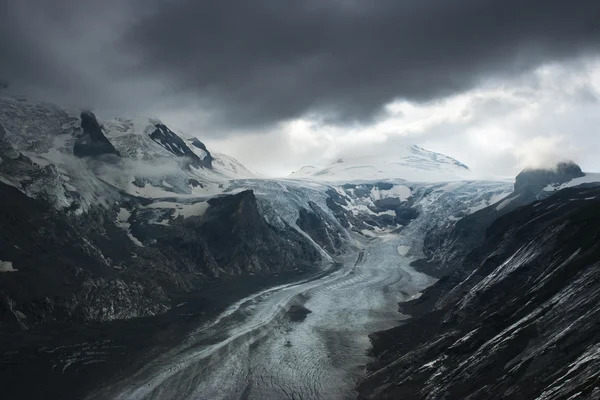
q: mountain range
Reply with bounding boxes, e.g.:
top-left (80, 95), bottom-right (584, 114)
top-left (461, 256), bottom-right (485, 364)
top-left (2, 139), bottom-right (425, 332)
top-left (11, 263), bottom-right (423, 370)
top-left (0, 94), bottom-right (598, 400)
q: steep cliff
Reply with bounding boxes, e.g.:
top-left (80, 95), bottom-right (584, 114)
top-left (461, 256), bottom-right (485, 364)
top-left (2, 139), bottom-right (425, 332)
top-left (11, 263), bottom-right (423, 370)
top-left (359, 185), bottom-right (600, 399)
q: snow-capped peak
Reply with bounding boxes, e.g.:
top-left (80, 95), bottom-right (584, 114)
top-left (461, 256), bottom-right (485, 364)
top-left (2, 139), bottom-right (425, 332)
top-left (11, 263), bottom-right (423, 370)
top-left (289, 144), bottom-right (471, 183)
top-left (0, 95), bottom-right (257, 211)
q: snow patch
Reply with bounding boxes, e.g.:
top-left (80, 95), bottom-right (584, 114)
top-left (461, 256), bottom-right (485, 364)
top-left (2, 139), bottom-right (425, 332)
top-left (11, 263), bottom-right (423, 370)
top-left (397, 245), bottom-right (411, 256)
top-left (496, 193), bottom-right (520, 211)
top-left (148, 201), bottom-right (210, 219)
top-left (115, 208), bottom-right (144, 247)
top-left (406, 292), bottom-right (422, 301)
top-left (543, 172), bottom-right (600, 192)
top-left (370, 185), bottom-right (412, 201)
top-left (0, 261), bottom-right (17, 272)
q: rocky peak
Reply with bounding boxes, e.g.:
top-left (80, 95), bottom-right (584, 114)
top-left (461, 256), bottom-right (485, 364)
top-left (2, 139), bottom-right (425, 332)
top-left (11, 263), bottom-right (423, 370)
top-left (189, 137), bottom-right (214, 169)
top-left (514, 161), bottom-right (585, 195)
top-left (149, 124), bottom-right (212, 169)
top-left (74, 111), bottom-right (121, 158)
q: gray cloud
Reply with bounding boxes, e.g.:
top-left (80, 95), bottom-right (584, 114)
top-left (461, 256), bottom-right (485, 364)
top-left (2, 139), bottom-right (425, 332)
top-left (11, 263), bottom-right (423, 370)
top-left (123, 0), bottom-right (600, 128)
top-left (2, 0), bottom-right (600, 132)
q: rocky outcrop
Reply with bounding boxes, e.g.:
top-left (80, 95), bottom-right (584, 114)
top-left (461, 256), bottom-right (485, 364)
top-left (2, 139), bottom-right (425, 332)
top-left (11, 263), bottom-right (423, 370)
top-left (297, 201), bottom-right (344, 255)
top-left (174, 190), bottom-right (321, 276)
top-left (189, 137), bottom-right (214, 169)
top-left (514, 161), bottom-right (584, 195)
top-left (0, 183), bottom-right (322, 332)
top-left (0, 181), bottom-right (167, 330)
top-left (74, 111), bottom-right (121, 158)
top-left (421, 162), bottom-right (589, 276)
top-left (149, 124), bottom-right (212, 169)
top-left (359, 185), bottom-right (600, 399)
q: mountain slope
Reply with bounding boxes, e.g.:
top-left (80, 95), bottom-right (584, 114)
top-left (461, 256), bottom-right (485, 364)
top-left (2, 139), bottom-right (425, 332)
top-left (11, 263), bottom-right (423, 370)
top-left (358, 185), bottom-right (600, 400)
top-left (0, 96), bottom-right (332, 330)
top-left (422, 163), bottom-right (600, 276)
top-left (289, 145), bottom-right (471, 183)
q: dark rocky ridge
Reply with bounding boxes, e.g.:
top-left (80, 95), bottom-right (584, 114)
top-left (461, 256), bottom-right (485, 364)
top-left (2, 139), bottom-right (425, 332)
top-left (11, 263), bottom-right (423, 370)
top-left (74, 111), bottom-right (121, 158)
top-left (150, 124), bottom-right (213, 169)
top-left (189, 137), bottom-right (214, 168)
top-left (0, 188), bottom-right (321, 330)
top-left (422, 162), bottom-right (591, 275)
top-left (514, 161), bottom-right (584, 195)
top-left (0, 96), bottom-right (345, 399)
top-left (359, 185), bottom-right (600, 399)
top-left (0, 183), bottom-right (328, 399)
top-left (297, 201), bottom-right (345, 255)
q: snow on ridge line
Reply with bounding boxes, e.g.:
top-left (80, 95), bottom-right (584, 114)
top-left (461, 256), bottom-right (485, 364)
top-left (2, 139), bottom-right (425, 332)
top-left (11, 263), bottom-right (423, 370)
top-left (543, 172), bottom-right (600, 192)
top-left (287, 145), bottom-right (472, 183)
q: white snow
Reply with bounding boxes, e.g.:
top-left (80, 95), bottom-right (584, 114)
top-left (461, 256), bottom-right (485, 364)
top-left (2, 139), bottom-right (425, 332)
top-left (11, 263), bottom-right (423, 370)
top-left (115, 208), bottom-right (145, 247)
top-left (148, 201), bottom-right (210, 219)
top-left (187, 144), bottom-right (208, 160)
top-left (566, 342), bottom-right (600, 375)
top-left (360, 229), bottom-right (378, 237)
top-left (543, 173), bottom-right (600, 192)
top-left (210, 153), bottom-right (257, 179)
top-left (0, 261), bottom-right (17, 273)
top-left (418, 355), bottom-right (448, 371)
top-left (289, 165), bottom-right (318, 178)
top-left (406, 292), bottom-right (423, 301)
top-left (370, 185), bottom-right (412, 201)
top-left (496, 193), bottom-right (520, 211)
top-left (288, 145), bottom-right (471, 183)
top-left (101, 116), bottom-right (159, 138)
top-left (466, 191), bottom-right (514, 214)
top-left (397, 245), bottom-right (411, 256)
top-left (130, 183), bottom-right (187, 199)
top-left (449, 328), bottom-right (480, 349)
top-left (467, 201), bottom-right (489, 214)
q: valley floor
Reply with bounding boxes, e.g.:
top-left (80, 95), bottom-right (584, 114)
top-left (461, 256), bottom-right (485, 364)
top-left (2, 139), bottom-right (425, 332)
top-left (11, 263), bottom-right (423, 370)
top-left (1, 267), bottom-right (330, 400)
top-left (88, 233), bottom-right (435, 400)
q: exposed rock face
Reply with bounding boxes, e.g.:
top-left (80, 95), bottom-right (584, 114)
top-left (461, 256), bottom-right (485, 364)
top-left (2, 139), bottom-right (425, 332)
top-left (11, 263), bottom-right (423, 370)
top-left (74, 111), bottom-right (121, 158)
top-left (0, 181), bottom-right (168, 329)
top-left (185, 190), bottom-right (321, 275)
top-left (189, 137), bottom-right (214, 169)
top-left (359, 185), bottom-right (600, 400)
top-left (297, 201), bottom-right (344, 255)
top-left (422, 162), bottom-right (588, 275)
top-left (149, 124), bottom-right (212, 169)
top-left (0, 185), bottom-right (320, 331)
top-left (0, 96), bottom-right (329, 331)
top-left (514, 161), bottom-right (585, 195)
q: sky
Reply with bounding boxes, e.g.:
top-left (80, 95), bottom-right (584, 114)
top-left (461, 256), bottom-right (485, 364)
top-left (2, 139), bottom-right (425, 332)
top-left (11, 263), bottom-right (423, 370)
top-left (1, 0), bottom-right (600, 178)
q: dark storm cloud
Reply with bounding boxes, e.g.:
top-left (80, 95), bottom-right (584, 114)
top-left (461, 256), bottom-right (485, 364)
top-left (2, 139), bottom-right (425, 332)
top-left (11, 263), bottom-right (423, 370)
top-left (2, 0), bottom-right (600, 129)
top-left (0, 0), bottom-right (136, 108)
top-left (124, 0), bottom-right (600, 127)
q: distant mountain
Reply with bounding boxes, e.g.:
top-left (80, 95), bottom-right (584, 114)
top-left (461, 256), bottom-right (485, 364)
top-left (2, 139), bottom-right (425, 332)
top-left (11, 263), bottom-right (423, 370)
top-left (289, 145), bottom-right (471, 182)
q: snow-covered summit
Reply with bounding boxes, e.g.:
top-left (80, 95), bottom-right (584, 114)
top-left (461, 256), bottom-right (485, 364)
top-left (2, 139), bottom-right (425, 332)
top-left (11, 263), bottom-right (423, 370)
top-left (0, 95), bottom-right (256, 210)
top-left (289, 145), bottom-right (471, 183)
